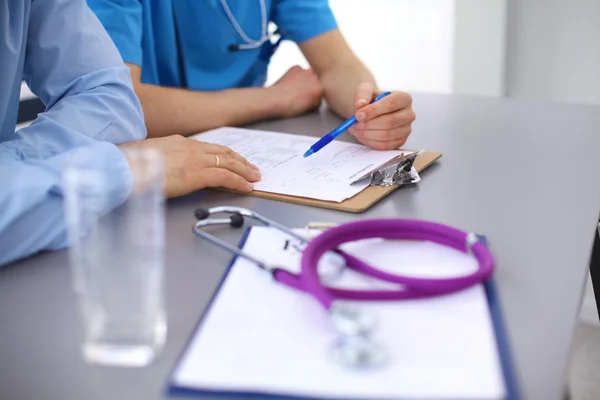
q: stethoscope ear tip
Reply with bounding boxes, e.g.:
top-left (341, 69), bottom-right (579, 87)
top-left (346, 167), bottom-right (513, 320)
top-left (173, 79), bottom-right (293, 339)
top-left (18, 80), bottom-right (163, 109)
top-left (194, 208), bottom-right (244, 228)
top-left (230, 213), bottom-right (244, 228)
top-left (195, 208), bottom-right (210, 221)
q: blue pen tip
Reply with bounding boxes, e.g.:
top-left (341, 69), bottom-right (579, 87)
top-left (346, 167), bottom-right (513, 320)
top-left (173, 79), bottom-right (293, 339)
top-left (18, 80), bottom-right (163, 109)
top-left (303, 149), bottom-right (314, 158)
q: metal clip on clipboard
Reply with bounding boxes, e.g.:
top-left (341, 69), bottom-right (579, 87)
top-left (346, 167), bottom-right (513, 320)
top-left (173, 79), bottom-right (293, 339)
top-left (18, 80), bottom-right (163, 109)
top-left (369, 149), bottom-right (425, 187)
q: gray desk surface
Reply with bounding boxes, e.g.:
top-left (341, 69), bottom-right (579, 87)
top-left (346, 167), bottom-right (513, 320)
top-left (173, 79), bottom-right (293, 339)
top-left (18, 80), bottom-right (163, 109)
top-left (2, 93), bottom-right (600, 400)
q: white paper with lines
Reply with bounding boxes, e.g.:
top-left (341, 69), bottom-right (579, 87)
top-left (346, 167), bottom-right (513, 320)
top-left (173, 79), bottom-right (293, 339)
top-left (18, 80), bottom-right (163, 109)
top-left (191, 127), bottom-right (411, 202)
top-left (171, 227), bottom-right (506, 399)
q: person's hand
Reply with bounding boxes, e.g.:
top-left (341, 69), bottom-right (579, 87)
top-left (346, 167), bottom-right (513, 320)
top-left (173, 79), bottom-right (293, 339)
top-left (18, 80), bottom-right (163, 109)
top-left (269, 65), bottom-right (324, 118)
top-left (119, 135), bottom-right (261, 198)
top-left (347, 83), bottom-right (416, 150)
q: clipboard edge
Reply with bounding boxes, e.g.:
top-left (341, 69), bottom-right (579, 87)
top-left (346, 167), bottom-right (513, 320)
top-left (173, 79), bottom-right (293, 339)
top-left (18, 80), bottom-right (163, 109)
top-left (211, 151), bottom-right (443, 214)
top-left (479, 237), bottom-right (523, 400)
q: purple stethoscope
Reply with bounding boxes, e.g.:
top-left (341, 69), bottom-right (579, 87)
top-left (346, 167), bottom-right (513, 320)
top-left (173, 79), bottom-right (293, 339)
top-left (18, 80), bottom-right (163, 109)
top-left (193, 206), bottom-right (495, 368)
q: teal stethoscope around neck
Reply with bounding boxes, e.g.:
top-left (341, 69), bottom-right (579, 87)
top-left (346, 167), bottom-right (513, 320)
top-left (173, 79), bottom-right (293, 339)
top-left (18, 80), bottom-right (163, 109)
top-left (172, 0), bottom-right (281, 87)
top-left (219, 0), bottom-right (282, 52)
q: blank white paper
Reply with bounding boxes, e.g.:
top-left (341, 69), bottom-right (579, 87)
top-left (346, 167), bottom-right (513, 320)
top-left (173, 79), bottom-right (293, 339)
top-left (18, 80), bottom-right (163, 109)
top-left (192, 127), bottom-right (411, 202)
top-left (172, 227), bottom-right (507, 400)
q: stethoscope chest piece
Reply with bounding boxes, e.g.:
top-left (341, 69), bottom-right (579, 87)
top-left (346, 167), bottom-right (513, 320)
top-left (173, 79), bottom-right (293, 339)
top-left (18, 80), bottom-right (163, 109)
top-left (329, 304), bottom-right (388, 368)
top-left (331, 334), bottom-right (388, 369)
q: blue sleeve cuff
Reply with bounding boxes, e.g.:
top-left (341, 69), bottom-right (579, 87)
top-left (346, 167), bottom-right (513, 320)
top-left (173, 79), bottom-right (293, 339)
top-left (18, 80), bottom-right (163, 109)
top-left (273, 0), bottom-right (339, 43)
top-left (52, 142), bottom-right (133, 217)
top-left (0, 142), bottom-right (133, 267)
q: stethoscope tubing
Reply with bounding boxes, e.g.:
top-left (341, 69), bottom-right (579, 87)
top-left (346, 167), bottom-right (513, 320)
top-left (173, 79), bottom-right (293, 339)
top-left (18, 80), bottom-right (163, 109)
top-left (299, 219), bottom-right (494, 310)
top-left (192, 207), bottom-right (494, 313)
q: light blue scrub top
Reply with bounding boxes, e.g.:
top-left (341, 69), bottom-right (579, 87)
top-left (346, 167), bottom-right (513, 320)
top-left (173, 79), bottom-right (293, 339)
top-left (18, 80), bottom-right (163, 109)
top-left (86, 0), bottom-right (338, 90)
top-left (0, 0), bottom-right (146, 266)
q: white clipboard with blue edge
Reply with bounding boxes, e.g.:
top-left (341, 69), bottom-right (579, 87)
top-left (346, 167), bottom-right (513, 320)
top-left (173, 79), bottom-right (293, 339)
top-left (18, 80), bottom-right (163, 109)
top-left (167, 226), bottom-right (521, 400)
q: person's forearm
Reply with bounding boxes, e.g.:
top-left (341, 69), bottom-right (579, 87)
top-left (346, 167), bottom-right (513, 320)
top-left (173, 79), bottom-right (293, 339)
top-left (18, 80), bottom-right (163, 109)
top-left (134, 83), bottom-right (286, 138)
top-left (319, 59), bottom-right (378, 119)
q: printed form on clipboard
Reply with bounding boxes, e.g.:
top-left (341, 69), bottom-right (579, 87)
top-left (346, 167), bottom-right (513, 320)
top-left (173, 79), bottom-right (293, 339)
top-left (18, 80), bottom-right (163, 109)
top-left (191, 127), bottom-right (419, 202)
top-left (169, 227), bottom-right (520, 400)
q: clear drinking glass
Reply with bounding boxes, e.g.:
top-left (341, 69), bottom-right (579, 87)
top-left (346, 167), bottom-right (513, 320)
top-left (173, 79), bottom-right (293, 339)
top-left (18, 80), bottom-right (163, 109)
top-left (63, 147), bottom-right (166, 367)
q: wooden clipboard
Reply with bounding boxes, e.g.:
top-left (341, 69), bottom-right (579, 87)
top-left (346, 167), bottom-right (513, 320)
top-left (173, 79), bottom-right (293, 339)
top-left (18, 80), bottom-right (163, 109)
top-left (220, 150), bottom-right (442, 213)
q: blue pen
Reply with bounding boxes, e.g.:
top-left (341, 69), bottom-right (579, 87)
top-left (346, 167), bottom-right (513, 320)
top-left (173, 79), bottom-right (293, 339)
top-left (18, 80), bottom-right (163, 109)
top-left (303, 91), bottom-right (392, 158)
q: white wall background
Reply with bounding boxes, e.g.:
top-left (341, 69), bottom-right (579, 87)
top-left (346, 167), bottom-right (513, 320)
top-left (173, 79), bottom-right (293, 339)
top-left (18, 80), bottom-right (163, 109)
top-left (506, 0), bottom-right (600, 106)
top-left (452, 0), bottom-right (506, 96)
top-left (267, 0), bottom-right (456, 93)
top-left (267, 0), bottom-right (507, 97)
